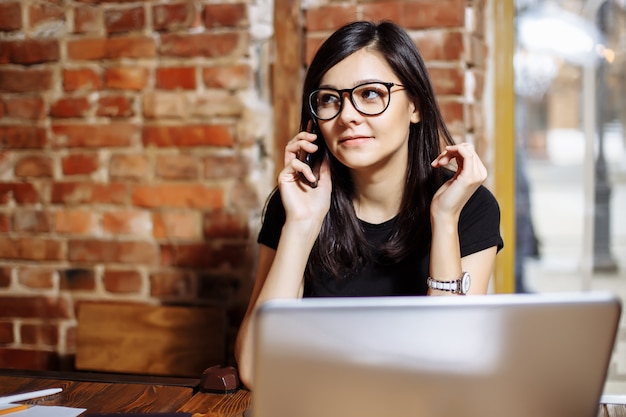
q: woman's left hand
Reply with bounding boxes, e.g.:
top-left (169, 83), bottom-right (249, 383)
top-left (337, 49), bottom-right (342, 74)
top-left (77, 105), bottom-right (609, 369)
top-left (430, 143), bottom-right (487, 220)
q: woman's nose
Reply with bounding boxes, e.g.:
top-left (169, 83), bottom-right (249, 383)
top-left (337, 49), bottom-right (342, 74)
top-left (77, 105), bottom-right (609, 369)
top-left (336, 93), bottom-right (362, 124)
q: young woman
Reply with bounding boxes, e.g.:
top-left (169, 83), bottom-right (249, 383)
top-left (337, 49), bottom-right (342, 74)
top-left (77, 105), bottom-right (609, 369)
top-left (235, 20), bottom-right (504, 388)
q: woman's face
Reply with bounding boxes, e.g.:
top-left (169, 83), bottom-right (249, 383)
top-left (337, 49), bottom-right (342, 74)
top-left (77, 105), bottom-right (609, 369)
top-left (317, 48), bottom-right (420, 174)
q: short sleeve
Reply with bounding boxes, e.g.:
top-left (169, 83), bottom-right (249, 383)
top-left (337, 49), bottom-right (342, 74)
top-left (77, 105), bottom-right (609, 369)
top-left (458, 185), bottom-right (504, 257)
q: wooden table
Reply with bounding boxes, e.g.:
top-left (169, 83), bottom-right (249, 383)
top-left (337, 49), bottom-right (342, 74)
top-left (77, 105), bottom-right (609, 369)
top-left (0, 370), bottom-right (623, 416)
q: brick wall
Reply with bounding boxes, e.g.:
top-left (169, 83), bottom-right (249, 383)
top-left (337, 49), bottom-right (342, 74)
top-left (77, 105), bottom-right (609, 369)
top-left (0, 0), bottom-right (489, 372)
top-left (0, 0), bottom-right (271, 371)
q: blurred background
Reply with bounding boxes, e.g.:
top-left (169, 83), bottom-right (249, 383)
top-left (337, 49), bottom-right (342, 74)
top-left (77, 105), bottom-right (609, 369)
top-left (513, 0), bottom-right (626, 394)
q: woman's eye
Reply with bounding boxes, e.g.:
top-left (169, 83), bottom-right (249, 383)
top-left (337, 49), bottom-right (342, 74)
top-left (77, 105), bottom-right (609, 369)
top-left (359, 88), bottom-right (383, 101)
top-left (319, 93), bottom-right (339, 106)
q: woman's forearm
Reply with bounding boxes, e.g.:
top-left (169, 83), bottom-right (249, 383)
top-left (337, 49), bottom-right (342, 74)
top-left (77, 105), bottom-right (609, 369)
top-left (235, 218), bottom-right (321, 388)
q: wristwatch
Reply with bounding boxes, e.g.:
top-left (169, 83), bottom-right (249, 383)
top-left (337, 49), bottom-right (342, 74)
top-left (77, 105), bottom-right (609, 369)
top-left (427, 272), bottom-right (471, 295)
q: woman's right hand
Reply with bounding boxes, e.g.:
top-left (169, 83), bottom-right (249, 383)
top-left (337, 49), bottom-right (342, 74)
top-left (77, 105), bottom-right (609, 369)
top-left (278, 128), bottom-right (332, 225)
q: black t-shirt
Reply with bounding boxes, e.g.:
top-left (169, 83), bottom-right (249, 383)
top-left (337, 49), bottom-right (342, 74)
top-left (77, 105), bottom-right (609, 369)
top-left (258, 185), bottom-right (504, 297)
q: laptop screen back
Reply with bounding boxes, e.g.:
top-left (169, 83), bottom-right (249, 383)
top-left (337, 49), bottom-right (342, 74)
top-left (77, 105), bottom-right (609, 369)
top-left (251, 293), bottom-right (621, 417)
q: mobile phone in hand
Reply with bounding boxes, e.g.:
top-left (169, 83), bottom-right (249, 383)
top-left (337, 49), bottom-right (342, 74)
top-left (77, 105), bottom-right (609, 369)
top-left (297, 121), bottom-right (325, 188)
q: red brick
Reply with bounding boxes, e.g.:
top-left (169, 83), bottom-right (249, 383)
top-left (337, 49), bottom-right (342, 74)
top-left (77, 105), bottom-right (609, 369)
top-left (160, 33), bottom-right (243, 58)
top-left (64, 325), bottom-right (76, 352)
top-left (304, 36), bottom-right (325, 65)
top-left (152, 3), bottom-right (199, 31)
top-left (415, 31), bottom-right (464, 61)
top-left (109, 154), bottom-right (149, 181)
top-left (141, 92), bottom-right (187, 119)
top-left (0, 126), bottom-right (47, 149)
top-left (0, 268), bottom-right (12, 287)
top-left (14, 155), bottom-right (53, 178)
top-left (60, 268), bottom-right (96, 291)
top-left (51, 182), bottom-right (128, 205)
top-left (204, 3), bottom-right (247, 28)
top-left (20, 323), bottom-right (58, 346)
top-left (62, 153), bottom-right (99, 175)
top-left (0, 237), bottom-right (65, 261)
top-left (29, 2), bottom-right (64, 29)
top-left (160, 242), bottom-right (216, 268)
top-left (152, 211), bottom-right (200, 240)
top-left (132, 184), bottom-right (223, 210)
top-left (67, 36), bottom-right (155, 60)
top-left (203, 211), bottom-right (248, 238)
top-left (52, 123), bottom-right (138, 148)
top-left (105, 6), bottom-right (145, 34)
top-left (68, 239), bottom-right (160, 265)
top-left (50, 96), bottom-right (91, 118)
top-left (17, 268), bottom-right (55, 290)
top-left (74, 5), bottom-right (101, 33)
top-left (156, 67), bottom-right (196, 90)
top-left (0, 348), bottom-right (60, 370)
top-left (13, 210), bottom-right (53, 233)
top-left (360, 2), bottom-right (404, 27)
top-left (66, 38), bottom-right (106, 60)
top-left (103, 269), bottom-right (142, 294)
top-left (202, 65), bottom-right (251, 90)
top-left (0, 183), bottom-right (40, 204)
top-left (0, 69), bottom-right (53, 93)
top-left (212, 242), bottom-right (248, 269)
top-left (149, 270), bottom-right (194, 298)
top-left (0, 2), bottom-right (21, 31)
top-left (468, 34), bottom-right (486, 67)
top-left (55, 209), bottom-right (99, 235)
top-left (204, 155), bottom-right (246, 179)
top-left (4, 96), bottom-right (46, 120)
top-left (96, 95), bottom-right (134, 117)
top-left (105, 67), bottom-right (149, 91)
top-left (107, 36), bottom-right (156, 59)
top-left (438, 100), bottom-right (465, 133)
top-left (304, 5), bottom-right (357, 31)
top-left (400, 0), bottom-right (465, 29)
top-left (0, 296), bottom-right (72, 319)
top-left (192, 92), bottom-right (242, 118)
top-left (155, 154), bottom-right (198, 180)
top-left (230, 182), bottom-right (259, 211)
top-left (0, 39), bottom-right (60, 65)
top-left (102, 209), bottom-right (151, 236)
top-left (0, 153), bottom-right (9, 176)
top-left (429, 67), bottom-right (465, 95)
top-left (0, 213), bottom-right (9, 233)
top-left (143, 125), bottom-right (235, 147)
top-left (0, 322), bottom-right (13, 344)
top-left (63, 68), bottom-right (103, 92)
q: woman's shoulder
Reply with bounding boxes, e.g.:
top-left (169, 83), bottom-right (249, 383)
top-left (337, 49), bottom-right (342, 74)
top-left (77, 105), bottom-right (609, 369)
top-left (465, 185), bottom-right (500, 213)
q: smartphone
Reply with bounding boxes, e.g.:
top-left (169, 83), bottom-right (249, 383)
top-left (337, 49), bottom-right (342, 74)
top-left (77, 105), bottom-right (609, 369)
top-left (297, 121), bottom-right (325, 188)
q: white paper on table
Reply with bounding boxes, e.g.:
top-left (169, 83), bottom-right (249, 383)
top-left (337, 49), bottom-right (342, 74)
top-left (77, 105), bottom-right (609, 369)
top-left (1, 405), bottom-right (86, 417)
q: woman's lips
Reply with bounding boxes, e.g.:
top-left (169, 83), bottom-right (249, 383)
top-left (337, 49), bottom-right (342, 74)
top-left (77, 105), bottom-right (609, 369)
top-left (339, 135), bottom-right (371, 144)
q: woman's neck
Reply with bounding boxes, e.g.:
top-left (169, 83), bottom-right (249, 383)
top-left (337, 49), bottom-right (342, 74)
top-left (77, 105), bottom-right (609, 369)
top-left (351, 163), bottom-right (406, 225)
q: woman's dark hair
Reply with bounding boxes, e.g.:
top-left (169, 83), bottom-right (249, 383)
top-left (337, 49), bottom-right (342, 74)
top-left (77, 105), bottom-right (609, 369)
top-left (300, 20), bottom-right (456, 280)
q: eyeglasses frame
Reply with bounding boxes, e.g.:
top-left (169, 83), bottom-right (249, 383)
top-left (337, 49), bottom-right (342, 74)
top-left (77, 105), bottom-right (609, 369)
top-left (308, 81), bottom-right (405, 121)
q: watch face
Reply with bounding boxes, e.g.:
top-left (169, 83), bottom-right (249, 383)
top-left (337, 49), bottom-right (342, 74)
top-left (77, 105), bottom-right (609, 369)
top-left (461, 272), bottom-right (471, 294)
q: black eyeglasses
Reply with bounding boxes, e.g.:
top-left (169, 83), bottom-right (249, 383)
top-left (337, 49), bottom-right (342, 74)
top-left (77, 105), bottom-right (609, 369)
top-left (308, 81), bottom-right (405, 121)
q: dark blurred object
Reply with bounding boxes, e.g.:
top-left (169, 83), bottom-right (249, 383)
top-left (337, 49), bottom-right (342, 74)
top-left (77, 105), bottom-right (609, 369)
top-left (200, 365), bottom-right (240, 394)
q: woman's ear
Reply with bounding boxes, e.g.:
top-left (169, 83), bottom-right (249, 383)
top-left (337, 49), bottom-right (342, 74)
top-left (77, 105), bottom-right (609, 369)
top-left (410, 102), bottom-right (420, 124)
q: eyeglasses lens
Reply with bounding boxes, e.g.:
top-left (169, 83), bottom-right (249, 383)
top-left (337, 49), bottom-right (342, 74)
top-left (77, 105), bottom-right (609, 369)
top-left (310, 82), bottom-right (391, 120)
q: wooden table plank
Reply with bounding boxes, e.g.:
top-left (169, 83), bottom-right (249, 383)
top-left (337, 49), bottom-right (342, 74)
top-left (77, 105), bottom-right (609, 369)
top-left (2, 373), bottom-right (625, 417)
top-left (179, 390), bottom-right (251, 416)
top-left (0, 376), bottom-right (193, 413)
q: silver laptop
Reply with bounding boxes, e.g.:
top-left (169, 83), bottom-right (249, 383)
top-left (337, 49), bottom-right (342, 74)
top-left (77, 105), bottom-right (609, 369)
top-left (250, 292), bottom-right (621, 417)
